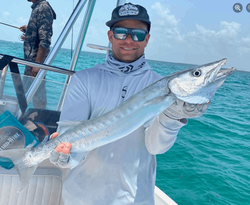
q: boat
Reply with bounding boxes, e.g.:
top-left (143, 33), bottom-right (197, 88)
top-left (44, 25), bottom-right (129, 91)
top-left (0, 0), bottom-right (177, 204)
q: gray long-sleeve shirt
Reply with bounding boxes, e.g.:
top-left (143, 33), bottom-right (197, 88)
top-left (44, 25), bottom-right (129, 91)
top-left (59, 62), bottom-right (186, 205)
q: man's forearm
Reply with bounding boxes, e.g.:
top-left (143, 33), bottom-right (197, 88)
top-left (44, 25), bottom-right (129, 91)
top-left (35, 46), bottom-right (47, 63)
top-left (31, 46), bottom-right (47, 77)
top-left (145, 113), bottom-right (187, 155)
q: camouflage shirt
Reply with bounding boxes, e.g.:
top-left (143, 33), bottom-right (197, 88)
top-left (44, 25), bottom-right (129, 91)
top-left (24, 0), bottom-right (56, 63)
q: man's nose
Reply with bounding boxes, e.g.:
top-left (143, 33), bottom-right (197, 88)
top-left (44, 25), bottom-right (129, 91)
top-left (124, 33), bottom-right (134, 41)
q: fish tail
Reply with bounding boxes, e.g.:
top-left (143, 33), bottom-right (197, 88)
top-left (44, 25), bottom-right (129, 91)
top-left (0, 148), bottom-right (38, 192)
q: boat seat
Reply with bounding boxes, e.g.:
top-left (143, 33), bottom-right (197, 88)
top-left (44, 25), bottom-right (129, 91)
top-left (0, 159), bottom-right (66, 205)
top-left (0, 106), bottom-right (65, 204)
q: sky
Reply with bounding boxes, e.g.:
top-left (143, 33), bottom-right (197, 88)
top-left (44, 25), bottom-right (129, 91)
top-left (0, 0), bottom-right (249, 72)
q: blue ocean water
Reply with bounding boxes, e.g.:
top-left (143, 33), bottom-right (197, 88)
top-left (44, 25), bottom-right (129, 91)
top-left (0, 40), bottom-right (250, 205)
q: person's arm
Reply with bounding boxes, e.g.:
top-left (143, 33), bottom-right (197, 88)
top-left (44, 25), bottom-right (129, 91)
top-left (32, 4), bottom-right (54, 77)
top-left (145, 113), bottom-right (187, 155)
top-left (59, 73), bottom-right (91, 122)
top-left (32, 46), bottom-right (47, 77)
top-left (145, 99), bottom-right (210, 155)
top-left (49, 73), bottom-right (90, 168)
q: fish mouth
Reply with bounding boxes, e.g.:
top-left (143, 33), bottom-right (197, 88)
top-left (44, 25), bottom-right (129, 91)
top-left (204, 58), bottom-right (227, 84)
top-left (204, 58), bottom-right (236, 84)
top-left (215, 67), bottom-right (236, 81)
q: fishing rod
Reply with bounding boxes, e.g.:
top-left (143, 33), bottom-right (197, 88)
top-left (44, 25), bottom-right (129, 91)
top-left (0, 21), bottom-right (25, 41)
top-left (0, 21), bottom-right (20, 30)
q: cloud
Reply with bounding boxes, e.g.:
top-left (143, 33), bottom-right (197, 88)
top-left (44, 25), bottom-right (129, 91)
top-left (151, 2), bottom-right (179, 27)
top-left (189, 21), bottom-right (241, 46)
top-left (150, 2), bottom-right (182, 42)
top-left (0, 12), bottom-right (10, 22)
top-left (148, 2), bottom-right (249, 71)
top-left (2, 12), bottom-right (10, 18)
top-left (186, 22), bottom-right (241, 48)
top-left (16, 17), bottom-right (28, 26)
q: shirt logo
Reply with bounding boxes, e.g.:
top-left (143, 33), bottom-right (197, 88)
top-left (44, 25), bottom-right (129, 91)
top-left (122, 86), bottom-right (128, 98)
top-left (119, 4), bottom-right (139, 16)
top-left (119, 65), bottom-right (134, 73)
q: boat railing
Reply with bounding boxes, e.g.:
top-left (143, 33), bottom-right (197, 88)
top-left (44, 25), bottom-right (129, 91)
top-left (0, 54), bottom-right (75, 76)
top-left (0, 54), bottom-right (75, 119)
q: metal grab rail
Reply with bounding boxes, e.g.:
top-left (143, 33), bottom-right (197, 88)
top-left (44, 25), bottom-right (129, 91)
top-left (57, 0), bottom-right (96, 111)
top-left (0, 54), bottom-right (75, 118)
top-left (0, 54), bottom-right (75, 76)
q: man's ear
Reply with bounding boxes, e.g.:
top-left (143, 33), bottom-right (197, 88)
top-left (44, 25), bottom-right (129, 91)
top-left (144, 33), bottom-right (150, 47)
top-left (107, 30), bottom-right (113, 43)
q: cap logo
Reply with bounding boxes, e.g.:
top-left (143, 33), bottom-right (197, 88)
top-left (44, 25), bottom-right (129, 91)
top-left (119, 4), bottom-right (139, 16)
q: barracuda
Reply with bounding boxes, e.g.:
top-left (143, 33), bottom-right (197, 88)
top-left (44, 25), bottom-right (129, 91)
top-left (0, 58), bottom-right (235, 191)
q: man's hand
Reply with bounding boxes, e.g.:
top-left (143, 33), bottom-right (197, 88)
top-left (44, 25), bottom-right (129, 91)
top-left (19, 25), bottom-right (27, 33)
top-left (49, 132), bottom-right (72, 168)
top-left (32, 67), bottom-right (41, 77)
top-left (164, 98), bottom-right (210, 120)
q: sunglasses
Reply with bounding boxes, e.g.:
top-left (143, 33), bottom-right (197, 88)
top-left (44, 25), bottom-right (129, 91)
top-left (111, 27), bottom-right (148, 42)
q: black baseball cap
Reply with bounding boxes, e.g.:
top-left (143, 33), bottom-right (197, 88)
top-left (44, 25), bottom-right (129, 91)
top-left (106, 3), bottom-right (151, 32)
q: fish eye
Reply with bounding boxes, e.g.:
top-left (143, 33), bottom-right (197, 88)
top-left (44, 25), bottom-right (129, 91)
top-left (193, 70), bottom-right (202, 77)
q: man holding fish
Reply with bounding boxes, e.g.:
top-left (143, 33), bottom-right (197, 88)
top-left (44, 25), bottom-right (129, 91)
top-left (0, 2), bottom-right (234, 204)
top-left (49, 3), bottom-right (210, 205)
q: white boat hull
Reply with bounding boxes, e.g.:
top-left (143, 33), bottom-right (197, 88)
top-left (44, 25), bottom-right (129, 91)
top-left (154, 186), bottom-right (178, 205)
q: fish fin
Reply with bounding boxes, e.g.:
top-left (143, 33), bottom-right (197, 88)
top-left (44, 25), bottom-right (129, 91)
top-left (0, 148), bottom-right (38, 192)
top-left (16, 160), bottom-right (38, 193)
top-left (69, 151), bottom-right (88, 169)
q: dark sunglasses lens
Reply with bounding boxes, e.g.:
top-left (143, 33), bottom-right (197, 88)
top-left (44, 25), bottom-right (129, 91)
top-left (132, 29), bottom-right (147, 41)
top-left (112, 28), bottom-right (147, 42)
top-left (113, 28), bottom-right (127, 40)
